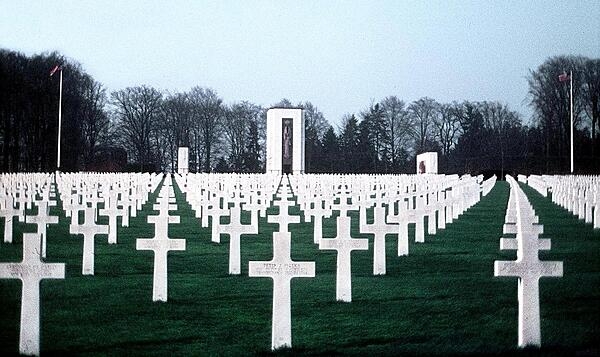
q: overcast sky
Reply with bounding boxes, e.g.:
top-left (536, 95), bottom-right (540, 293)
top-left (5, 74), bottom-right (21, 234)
top-left (1, 0), bottom-right (599, 126)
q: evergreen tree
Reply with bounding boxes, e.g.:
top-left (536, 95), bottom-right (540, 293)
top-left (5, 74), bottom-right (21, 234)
top-left (320, 126), bottom-right (339, 173)
top-left (305, 125), bottom-right (321, 173)
top-left (339, 114), bottom-right (360, 173)
top-left (361, 103), bottom-right (389, 172)
top-left (357, 119), bottom-right (377, 173)
top-left (242, 120), bottom-right (262, 172)
top-left (214, 157), bottom-right (230, 173)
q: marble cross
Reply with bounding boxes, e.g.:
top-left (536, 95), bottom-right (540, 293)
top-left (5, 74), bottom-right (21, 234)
top-left (220, 204), bottom-right (258, 275)
top-left (0, 232), bottom-right (65, 356)
top-left (1, 194), bottom-right (22, 243)
top-left (248, 185), bottom-right (314, 351)
top-left (25, 201), bottom-right (58, 259)
top-left (204, 203), bottom-right (229, 243)
top-left (319, 211), bottom-right (368, 302)
top-left (249, 232), bottom-right (314, 350)
top-left (494, 180), bottom-right (563, 348)
top-left (99, 193), bottom-right (125, 244)
top-left (136, 196), bottom-right (185, 302)
top-left (268, 189), bottom-right (300, 234)
top-left (359, 203), bottom-right (397, 275)
top-left (69, 205), bottom-right (108, 275)
top-left (304, 199), bottom-right (331, 244)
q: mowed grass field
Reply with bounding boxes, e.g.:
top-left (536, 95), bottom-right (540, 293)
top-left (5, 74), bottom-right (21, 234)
top-left (0, 180), bottom-right (599, 356)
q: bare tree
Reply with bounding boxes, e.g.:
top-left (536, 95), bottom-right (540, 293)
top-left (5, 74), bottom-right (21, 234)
top-left (300, 102), bottom-right (328, 172)
top-left (381, 96), bottom-right (412, 169)
top-left (478, 101), bottom-right (523, 175)
top-left (408, 97), bottom-right (439, 154)
top-left (80, 78), bottom-right (111, 168)
top-left (189, 87), bottom-right (223, 172)
top-left (528, 55), bottom-right (586, 171)
top-left (433, 102), bottom-right (461, 157)
top-left (302, 102), bottom-right (329, 140)
top-left (581, 58), bottom-right (600, 157)
top-left (111, 86), bottom-right (163, 170)
top-left (162, 92), bottom-right (192, 171)
top-left (223, 101), bottom-right (262, 172)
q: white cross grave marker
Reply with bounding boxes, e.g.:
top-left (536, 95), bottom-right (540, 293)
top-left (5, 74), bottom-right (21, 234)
top-left (494, 178), bottom-right (563, 348)
top-left (25, 201), bottom-right (58, 259)
top-left (320, 200), bottom-right (368, 302)
top-left (359, 203), bottom-right (397, 275)
top-left (204, 203), bottom-right (229, 243)
top-left (136, 195), bottom-right (186, 302)
top-left (220, 204), bottom-right (258, 275)
top-left (69, 205), bottom-right (108, 275)
top-left (0, 232), bottom-right (65, 356)
top-left (1, 194), bottom-right (22, 243)
top-left (248, 179), bottom-right (314, 351)
top-left (304, 198), bottom-right (331, 244)
top-left (99, 192), bottom-right (125, 244)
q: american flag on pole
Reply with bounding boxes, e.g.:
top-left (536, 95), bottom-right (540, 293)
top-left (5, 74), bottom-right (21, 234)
top-left (49, 65), bottom-right (61, 77)
top-left (558, 72), bottom-right (570, 82)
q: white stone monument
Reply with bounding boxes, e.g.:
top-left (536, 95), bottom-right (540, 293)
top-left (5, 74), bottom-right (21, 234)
top-left (266, 108), bottom-right (305, 174)
top-left (177, 147), bottom-right (189, 174)
top-left (416, 152), bottom-right (438, 174)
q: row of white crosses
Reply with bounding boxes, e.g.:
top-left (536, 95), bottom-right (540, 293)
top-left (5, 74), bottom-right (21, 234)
top-left (0, 172), bottom-right (162, 356)
top-left (527, 175), bottom-right (600, 229)
top-left (249, 173), bottom-right (492, 349)
top-left (176, 173), bottom-right (316, 350)
top-left (289, 174), bottom-right (491, 278)
top-left (249, 177), bottom-right (315, 350)
top-left (1, 171), bottom-right (494, 354)
top-left (0, 173), bottom-right (65, 356)
top-left (136, 174), bottom-right (186, 302)
top-left (57, 173), bottom-right (162, 275)
top-left (173, 173), bottom-right (280, 275)
top-left (57, 172), bottom-right (162, 243)
top-left (494, 175), bottom-right (563, 348)
top-left (174, 173), bottom-right (489, 349)
top-left (0, 173), bottom-right (60, 260)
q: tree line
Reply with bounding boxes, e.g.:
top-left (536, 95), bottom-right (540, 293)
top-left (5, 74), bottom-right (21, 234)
top-left (1, 49), bottom-right (598, 174)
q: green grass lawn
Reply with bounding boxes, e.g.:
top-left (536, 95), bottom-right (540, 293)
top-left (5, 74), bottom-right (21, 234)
top-left (1, 180), bottom-right (599, 356)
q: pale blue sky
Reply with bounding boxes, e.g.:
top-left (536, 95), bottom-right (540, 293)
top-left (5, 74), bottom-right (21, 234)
top-left (1, 0), bottom-right (599, 126)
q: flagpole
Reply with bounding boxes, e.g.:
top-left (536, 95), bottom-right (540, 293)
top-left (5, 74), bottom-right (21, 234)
top-left (570, 70), bottom-right (574, 174)
top-left (57, 69), bottom-right (63, 171)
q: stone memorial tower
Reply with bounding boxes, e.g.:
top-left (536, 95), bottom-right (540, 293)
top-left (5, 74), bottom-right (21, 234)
top-left (416, 152), bottom-right (438, 174)
top-left (266, 108), bottom-right (305, 174)
top-left (177, 147), bottom-right (189, 174)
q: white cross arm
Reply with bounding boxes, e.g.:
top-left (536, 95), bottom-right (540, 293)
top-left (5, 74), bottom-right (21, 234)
top-left (494, 260), bottom-right (563, 278)
top-left (503, 223), bottom-right (543, 235)
top-left (147, 215), bottom-right (180, 225)
top-left (319, 238), bottom-right (369, 250)
top-left (136, 238), bottom-right (186, 251)
top-left (539, 260), bottom-right (563, 278)
top-left (249, 261), bottom-right (315, 279)
top-left (499, 237), bottom-right (551, 251)
top-left (500, 238), bottom-right (518, 250)
top-left (0, 262), bottom-right (65, 280)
